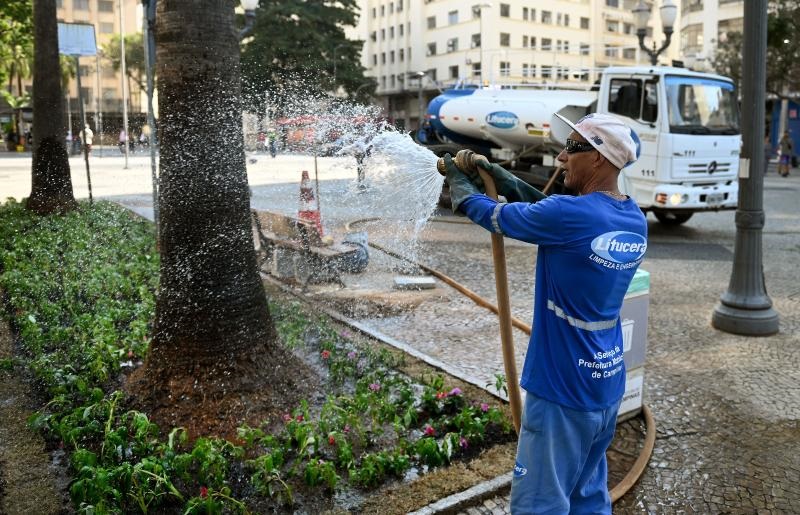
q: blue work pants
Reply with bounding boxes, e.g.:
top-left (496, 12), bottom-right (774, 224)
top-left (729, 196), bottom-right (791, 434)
top-left (510, 392), bottom-right (621, 514)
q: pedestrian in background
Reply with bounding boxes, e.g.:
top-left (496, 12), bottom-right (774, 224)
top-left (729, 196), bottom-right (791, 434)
top-left (778, 130), bottom-right (792, 177)
top-left (80, 124), bottom-right (94, 155)
top-left (442, 113), bottom-right (646, 514)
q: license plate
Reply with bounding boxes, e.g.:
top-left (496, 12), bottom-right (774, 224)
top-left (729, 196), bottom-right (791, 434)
top-left (706, 193), bottom-right (724, 205)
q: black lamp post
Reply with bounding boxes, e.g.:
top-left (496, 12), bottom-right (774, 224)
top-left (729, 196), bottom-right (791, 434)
top-left (711, 0), bottom-right (779, 335)
top-left (632, 0), bottom-right (677, 66)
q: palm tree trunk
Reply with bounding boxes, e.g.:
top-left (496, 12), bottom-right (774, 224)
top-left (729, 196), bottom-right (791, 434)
top-left (27, 0), bottom-right (77, 215)
top-left (132, 0), bottom-right (311, 437)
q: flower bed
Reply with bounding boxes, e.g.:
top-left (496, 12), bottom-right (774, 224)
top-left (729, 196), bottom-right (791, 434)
top-left (0, 200), bottom-right (515, 513)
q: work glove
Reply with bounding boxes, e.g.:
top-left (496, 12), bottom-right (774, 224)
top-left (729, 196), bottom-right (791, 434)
top-left (474, 159), bottom-right (548, 204)
top-left (442, 153), bottom-right (481, 214)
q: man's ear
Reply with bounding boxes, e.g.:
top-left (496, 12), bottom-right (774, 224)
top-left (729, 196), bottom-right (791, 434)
top-left (592, 151), bottom-right (606, 169)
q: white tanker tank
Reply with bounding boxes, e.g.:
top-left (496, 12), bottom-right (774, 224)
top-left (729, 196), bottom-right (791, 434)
top-left (425, 87), bottom-right (597, 154)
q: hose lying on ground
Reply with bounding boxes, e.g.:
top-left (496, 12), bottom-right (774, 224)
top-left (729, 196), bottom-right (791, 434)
top-left (344, 217), bottom-right (656, 502)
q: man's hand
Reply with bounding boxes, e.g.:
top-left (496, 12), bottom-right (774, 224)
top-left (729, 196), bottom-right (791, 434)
top-left (443, 153), bottom-right (481, 213)
top-left (475, 159), bottom-right (547, 204)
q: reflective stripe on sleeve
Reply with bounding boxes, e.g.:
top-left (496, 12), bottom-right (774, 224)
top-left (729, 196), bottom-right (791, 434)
top-left (546, 300), bottom-right (618, 331)
top-left (491, 203), bottom-right (504, 234)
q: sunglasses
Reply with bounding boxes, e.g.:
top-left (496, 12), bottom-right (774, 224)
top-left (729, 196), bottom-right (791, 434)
top-left (564, 138), bottom-right (596, 154)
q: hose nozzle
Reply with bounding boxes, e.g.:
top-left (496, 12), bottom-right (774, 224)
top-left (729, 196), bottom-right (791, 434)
top-left (436, 149), bottom-right (490, 176)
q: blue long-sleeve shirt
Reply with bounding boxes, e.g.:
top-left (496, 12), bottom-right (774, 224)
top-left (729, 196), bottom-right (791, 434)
top-left (461, 192), bottom-right (647, 410)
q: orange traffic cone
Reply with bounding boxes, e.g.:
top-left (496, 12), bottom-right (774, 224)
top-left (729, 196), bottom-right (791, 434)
top-left (298, 170), bottom-right (323, 237)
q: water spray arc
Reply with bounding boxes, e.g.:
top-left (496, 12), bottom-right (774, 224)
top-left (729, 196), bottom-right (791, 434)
top-left (436, 150), bottom-right (523, 436)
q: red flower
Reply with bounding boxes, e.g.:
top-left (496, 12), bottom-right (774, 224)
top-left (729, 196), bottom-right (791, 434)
top-left (424, 425), bottom-right (435, 436)
top-left (321, 350), bottom-right (331, 360)
top-left (296, 414), bottom-right (304, 422)
top-left (435, 391), bottom-right (447, 400)
top-left (199, 486), bottom-right (208, 499)
top-left (328, 435), bottom-right (336, 445)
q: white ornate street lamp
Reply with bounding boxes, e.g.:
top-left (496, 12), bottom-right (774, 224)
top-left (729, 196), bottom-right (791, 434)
top-left (632, 0), bottom-right (677, 65)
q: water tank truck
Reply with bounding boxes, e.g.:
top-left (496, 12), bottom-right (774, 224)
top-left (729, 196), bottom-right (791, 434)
top-left (417, 66), bottom-right (741, 225)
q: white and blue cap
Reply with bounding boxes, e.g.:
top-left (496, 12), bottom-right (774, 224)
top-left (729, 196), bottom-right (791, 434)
top-left (555, 113), bottom-right (641, 170)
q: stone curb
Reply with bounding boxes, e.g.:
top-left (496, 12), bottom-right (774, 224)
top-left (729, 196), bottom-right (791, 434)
top-left (261, 273), bottom-right (509, 403)
top-left (407, 473), bottom-right (512, 515)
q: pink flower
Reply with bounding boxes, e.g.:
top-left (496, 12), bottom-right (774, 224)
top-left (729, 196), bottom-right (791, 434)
top-left (282, 413), bottom-right (292, 422)
top-left (424, 425), bottom-right (435, 436)
top-left (344, 424), bottom-right (351, 433)
top-left (127, 350), bottom-right (134, 358)
top-left (321, 350), bottom-right (331, 360)
top-left (460, 437), bottom-right (469, 449)
top-left (347, 351), bottom-right (357, 360)
top-left (480, 403), bottom-right (489, 413)
top-left (369, 383), bottom-right (381, 392)
top-left (448, 387), bottom-right (462, 397)
top-left (435, 391), bottom-right (447, 400)
top-left (200, 486), bottom-right (208, 499)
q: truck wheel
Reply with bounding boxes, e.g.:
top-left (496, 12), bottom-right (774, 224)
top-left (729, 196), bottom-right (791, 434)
top-left (653, 211), bottom-right (693, 225)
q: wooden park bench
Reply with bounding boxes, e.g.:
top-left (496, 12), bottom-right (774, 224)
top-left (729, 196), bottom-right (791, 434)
top-left (251, 209), bottom-right (367, 285)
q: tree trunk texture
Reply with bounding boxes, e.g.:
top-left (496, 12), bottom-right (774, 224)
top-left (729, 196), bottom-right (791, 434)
top-left (27, 0), bottom-right (77, 215)
top-left (131, 0), bottom-right (313, 437)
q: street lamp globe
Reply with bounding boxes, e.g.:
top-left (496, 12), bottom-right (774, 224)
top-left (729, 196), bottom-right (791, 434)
top-left (241, 0), bottom-right (259, 10)
top-left (659, 0), bottom-right (677, 30)
top-left (633, 0), bottom-right (651, 33)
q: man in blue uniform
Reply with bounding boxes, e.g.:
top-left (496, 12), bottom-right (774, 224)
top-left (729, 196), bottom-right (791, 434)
top-left (442, 113), bottom-right (646, 514)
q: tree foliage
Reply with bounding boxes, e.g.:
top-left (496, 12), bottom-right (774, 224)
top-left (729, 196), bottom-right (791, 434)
top-left (240, 0), bottom-right (376, 113)
top-left (101, 33), bottom-right (147, 90)
top-left (0, 0), bottom-right (33, 91)
top-left (712, 0), bottom-right (800, 98)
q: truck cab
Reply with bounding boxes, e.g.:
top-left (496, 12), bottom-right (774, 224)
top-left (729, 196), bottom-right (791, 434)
top-left (597, 67), bottom-right (740, 224)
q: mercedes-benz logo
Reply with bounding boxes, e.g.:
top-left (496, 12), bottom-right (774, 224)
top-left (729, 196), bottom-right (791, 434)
top-left (707, 161), bottom-right (718, 174)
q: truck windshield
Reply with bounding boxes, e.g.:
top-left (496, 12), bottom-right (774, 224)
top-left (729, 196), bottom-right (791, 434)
top-left (665, 76), bottom-right (740, 135)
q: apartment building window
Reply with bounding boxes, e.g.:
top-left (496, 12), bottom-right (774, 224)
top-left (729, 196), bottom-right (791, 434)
top-left (623, 48), bottom-right (636, 60)
top-left (381, 52), bottom-right (386, 63)
top-left (408, 47), bottom-right (412, 59)
top-left (399, 24), bottom-right (404, 36)
top-left (370, 31), bottom-right (376, 41)
top-left (530, 36), bottom-right (536, 49)
top-left (623, 23), bottom-right (634, 35)
top-left (605, 46), bottom-right (619, 58)
top-left (449, 65), bottom-right (459, 79)
top-left (563, 41), bottom-right (570, 53)
top-left (607, 20), bottom-right (619, 32)
top-left (447, 37), bottom-right (459, 52)
top-left (408, 22), bottom-right (411, 34)
top-left (472, 62), bottom-right (481, 78)
top-left (472, 5), bottom-right (482, 19)
top-left (99, 22), bottom-right (114, 33)
top-left (523, 35), bottom-right (529, 47)
top-left (427, 42), bottom-right (437, 56)
top-left (523, 7), bottom-right (529, 20)
top-left (390, 50), bottom-right (395, 62)
top-left (399, 48), bottom-right (405, 61)
top-left (557, 13), bottom-right (562, 25)
top-left (564, 14), bottom-right (570, 26)
top-left (427, 68), bottom-right (437, 81)
top-left (541, 11), bottom-right (551, 24)
top-left (606, 0), bottom-right (619, 7)
top-left (500, 3), bottom-right (510, 17)
top-left (530, 64), bottom-right (537, 77)
top-left (74, 0), bottom-right (89, 10)
top-left (500, 33), bottom-right (510, 46)
top-left (522, 63), bottom-right (529, 77)
top-left (373, 54), bottom-right (378, 66)
top-left (98, 0), bottom-right (113, 12)
top-left (80, 88), bottom-right (93, 102)
top-left (427, 16), bottom-right (436, 29)
top-left (541, 65), bottom-right (552, 79)
top-left (79, 65), bottom-right (91, 76)
top-left (556, 40), bottom-right (562, 52)
top-left (718, 18), bottom-right (743, 39)
top-left (381, 76), bottom-right (386, 88)
top-left (448, 10), bottom-right (458, 24)
top-left (499, 61), bottom-right (510, 76)
top-left (472, 34), bottom-right (481, 48)
top-left (580, 43), bottom-right (590, 55)
top-left (372, 7), bottom-right (377, 18)
top-left (381, 28), bottom-right (386, 40)
top-left (681, 23), bottom-right (704, 52)
top-left (397, 0), bottom-right (403, 11)
top-left (390, 2), bottom-right (394, 13)
top-left (390, 26), bottom-right (395, 38)
top-left (391, 74), bottom-right (396, 87)
top-left (581, 17), bottom-right (590, 29)
top-left (531, 9), bottom-right (536, 21)
top-left (541, 38), bottom-right (552, 51)
top-left (381, 5), bottom-right (385, 15)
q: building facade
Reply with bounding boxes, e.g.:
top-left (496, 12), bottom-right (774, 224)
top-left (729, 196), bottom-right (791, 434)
top-left (678, 0), bottom-right (742, 71)
top-left (353, 0), bottom-right (680, 129)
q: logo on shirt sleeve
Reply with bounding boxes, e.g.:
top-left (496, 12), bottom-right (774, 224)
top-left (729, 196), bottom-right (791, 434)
top-left (591, 231), bottom-right (647, 264)
top-left (514, 461), bottom-right (528, 477)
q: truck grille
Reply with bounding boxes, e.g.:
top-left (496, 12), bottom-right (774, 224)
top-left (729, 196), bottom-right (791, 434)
top-left (686, 161), bottom-right (733, 174)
